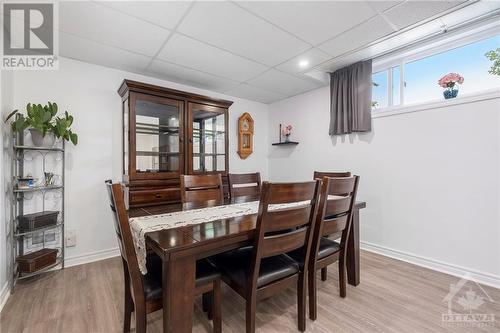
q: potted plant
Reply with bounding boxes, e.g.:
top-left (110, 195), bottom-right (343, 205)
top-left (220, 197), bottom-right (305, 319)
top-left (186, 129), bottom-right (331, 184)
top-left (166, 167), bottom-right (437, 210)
top-left (438, 73), bottom-right (464, 99)
top-left (5, 102), bottom-right (78, 146)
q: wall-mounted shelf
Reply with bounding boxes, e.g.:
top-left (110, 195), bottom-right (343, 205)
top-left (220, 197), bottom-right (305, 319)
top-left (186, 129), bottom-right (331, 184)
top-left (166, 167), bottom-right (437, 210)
top-left (272, 141), bottom-right (299, 146)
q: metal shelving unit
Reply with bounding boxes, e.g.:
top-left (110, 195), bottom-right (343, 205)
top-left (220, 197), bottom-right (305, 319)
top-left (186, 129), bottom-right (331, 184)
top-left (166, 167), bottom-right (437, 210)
top-left (9, 132), bottom-right (65, 291)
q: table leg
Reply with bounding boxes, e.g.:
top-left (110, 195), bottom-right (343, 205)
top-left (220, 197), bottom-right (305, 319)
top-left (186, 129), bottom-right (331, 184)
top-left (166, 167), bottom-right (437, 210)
top-left (163, 256), bottom-right (196, 333)
top-left (347, 208), bottom-right (360, 286)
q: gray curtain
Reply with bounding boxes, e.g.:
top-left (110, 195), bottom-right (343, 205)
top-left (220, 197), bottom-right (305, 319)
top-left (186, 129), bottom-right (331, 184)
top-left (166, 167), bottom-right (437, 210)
top-left (329, 60), bottom-right (372, 135)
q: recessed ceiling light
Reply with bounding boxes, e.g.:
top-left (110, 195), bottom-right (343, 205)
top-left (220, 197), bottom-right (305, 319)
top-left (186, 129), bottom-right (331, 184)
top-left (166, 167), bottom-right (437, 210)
top-left (299, 60), bottom-right (309, 68)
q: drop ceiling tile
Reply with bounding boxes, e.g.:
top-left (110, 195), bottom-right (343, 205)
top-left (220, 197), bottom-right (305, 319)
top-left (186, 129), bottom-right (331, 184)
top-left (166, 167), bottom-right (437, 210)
top-left (236, 1), bottom-right (377, 45)
top-left (224, 84), bottom-right (287, 104)
top-left (147, 60), bottom-right (239, 93)
top-left (367, 1), bottom-right (403, 13)
top-left (59, 1), bottom-right (169, 56)
top-left (247, 69), bottom-right (322, 96)
top-left (177, 1), bottom-right (309, 66)
top-left (157, 34), bottom-right (267, 82)
top-left (276, 48), bottom-right (331, 74)
top-left (60, 32), bottom-right (151, 73)
top-left (384, 1), bottom-right (462, 30)
top-left (319, 15), bottom-right (395, 57)
top-left (96, 1), bottom-right (192, 30)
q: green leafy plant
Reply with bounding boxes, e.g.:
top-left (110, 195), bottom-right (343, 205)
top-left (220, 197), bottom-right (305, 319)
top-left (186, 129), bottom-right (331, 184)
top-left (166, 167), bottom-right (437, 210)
top-left (53, 111), bottom-right (78, 145)
top-left (4, 102), bottom-right (78, 145)
top-left (485, 48), bottom-right (500, 76)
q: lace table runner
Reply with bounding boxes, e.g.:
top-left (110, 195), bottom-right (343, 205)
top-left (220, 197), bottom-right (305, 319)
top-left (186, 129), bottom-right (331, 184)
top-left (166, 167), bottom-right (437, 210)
top-left (130, 200), bottom-right (309, 274)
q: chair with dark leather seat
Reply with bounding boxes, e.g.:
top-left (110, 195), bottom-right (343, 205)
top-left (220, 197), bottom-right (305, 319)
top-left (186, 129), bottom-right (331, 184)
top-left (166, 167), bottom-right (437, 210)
top-left (211, 180), bottom-right (321, 333)
top-left (105, 181), bottom-right (222, 333)
top-left (312, 171), bottom-right (351, 280)
top-left (289, 176), bottom-right (359, 321)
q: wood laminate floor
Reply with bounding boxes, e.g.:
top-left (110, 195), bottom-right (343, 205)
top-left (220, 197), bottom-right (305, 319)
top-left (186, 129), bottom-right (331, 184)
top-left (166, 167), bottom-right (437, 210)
top-left (1, 251), bottom-right (499, 333)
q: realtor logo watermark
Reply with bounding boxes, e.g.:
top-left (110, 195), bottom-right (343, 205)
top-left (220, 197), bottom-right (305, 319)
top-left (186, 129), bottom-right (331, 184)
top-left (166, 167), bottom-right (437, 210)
top-left (2, 1), bottom-right (58, 69)
top-left (442, 274), bottom-right (496, 328)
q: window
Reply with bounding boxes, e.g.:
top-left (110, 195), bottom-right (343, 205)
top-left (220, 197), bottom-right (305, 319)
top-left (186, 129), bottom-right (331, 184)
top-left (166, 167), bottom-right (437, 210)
top-left (372, 70), bottom-right (388, 109)
top-left (392, 65), bottom-right (401, 106)
top-left (372, 33), bottom-right (500, 111)
top-left (372, 66), bottom-right (401, 109)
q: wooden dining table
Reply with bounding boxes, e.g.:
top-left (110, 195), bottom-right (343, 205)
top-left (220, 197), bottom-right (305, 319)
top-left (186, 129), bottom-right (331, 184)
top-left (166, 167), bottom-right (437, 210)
top-left (129, 199), bottom-right (366, 333)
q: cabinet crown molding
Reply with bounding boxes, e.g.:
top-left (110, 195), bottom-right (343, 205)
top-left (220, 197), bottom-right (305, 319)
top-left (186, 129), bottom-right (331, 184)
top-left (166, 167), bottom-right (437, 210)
top-left (118, 79), bottom-right (233, 108)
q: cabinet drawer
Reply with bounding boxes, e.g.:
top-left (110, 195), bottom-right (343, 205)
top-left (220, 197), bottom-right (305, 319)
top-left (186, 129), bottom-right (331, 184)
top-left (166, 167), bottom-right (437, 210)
top-left (130, 188), bottom-right (180, 206)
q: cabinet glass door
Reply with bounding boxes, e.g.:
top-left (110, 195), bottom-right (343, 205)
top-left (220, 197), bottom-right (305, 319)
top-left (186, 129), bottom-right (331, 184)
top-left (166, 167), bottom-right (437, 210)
top-left (189, 103), bottom-right (227, 173)
top-left (131, 93), bottom-right (183, 177)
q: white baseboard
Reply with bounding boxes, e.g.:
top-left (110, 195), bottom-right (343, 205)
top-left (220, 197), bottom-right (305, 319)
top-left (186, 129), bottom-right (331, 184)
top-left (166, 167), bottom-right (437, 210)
top-left (65, 247), bottom-right (120, 268)
top-left (0, 281), bottom-right (10, 313)
top-left (361, 241), bottom-right (500, 289)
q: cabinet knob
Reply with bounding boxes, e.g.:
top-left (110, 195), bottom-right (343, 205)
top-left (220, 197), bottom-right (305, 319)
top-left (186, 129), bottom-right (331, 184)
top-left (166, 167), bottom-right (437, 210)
top-left (154, 193), bottom-right (162, 198)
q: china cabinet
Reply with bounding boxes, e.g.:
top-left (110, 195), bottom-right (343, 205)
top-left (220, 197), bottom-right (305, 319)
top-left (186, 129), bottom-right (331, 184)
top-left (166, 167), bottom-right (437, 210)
top-left (118, 80), bottom-right (232, 207)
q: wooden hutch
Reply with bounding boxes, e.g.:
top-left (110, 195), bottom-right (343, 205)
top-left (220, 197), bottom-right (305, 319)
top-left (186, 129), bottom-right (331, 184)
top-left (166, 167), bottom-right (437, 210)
top-left (118, 80), bottom-right (233, 208)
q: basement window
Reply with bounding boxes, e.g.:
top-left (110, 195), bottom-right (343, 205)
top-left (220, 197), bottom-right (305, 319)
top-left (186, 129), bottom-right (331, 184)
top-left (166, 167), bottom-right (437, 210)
top-left (371, 32), bottom-right (500, 111)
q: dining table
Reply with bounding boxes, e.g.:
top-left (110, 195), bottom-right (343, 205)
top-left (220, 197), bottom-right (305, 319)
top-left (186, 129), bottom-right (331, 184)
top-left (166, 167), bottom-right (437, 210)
top-left (129, 198), bottom-right (366, 333)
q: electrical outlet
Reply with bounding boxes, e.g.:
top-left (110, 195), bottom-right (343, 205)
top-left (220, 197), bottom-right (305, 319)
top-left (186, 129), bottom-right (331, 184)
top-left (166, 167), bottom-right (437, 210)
top-left (66, 230), bottom-right (76, 247)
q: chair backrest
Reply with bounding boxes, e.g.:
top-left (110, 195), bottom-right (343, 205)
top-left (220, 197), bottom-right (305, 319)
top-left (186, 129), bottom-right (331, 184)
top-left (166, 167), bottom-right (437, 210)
top-left (222, 175), bottom-right (231, 201)
top-left (228, 172), bottom-right (261, 203)
top-left (313, 171), bottom-right (351, 180)
top-left (105, 181), bottom-right (146, 300)
top-left (105, 180), bottom-right (123, 254)
top-left (249, 180), bottom-right (321, 289)
top-left (310, 176), bottom-right (359, 266)
top-left (180, 174), bottom-right (224, 210)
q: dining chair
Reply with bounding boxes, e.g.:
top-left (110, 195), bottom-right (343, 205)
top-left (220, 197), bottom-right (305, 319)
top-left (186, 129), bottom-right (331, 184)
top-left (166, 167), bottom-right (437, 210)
top-left (312, 171), bottom-right (351, 280)
top-left (105, 181), bottom-right (222, 333)
top-left (211, 180), bottom-right (321, 332)
top-left (228, 172), bottom-right (261, 203)
top-left (180, 174), bottom-right (224, 210)
top-left (288, 176), bottom-right (359, 321)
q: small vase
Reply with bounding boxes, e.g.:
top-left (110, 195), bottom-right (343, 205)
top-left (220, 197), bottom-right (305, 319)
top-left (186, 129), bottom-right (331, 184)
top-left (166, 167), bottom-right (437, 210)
top-left (443, 89), bottom-right (458, 100)
top-left (284, 135), bottom-right (290, 142)
top-left (29, 129), bottom-right (55, 147)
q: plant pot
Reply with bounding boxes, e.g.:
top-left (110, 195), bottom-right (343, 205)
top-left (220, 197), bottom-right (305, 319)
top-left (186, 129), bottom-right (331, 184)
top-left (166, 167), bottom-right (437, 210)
top-left (443, 89), bottom-right (459, 99)
top-left (29, 129), bottom-right (55, 147)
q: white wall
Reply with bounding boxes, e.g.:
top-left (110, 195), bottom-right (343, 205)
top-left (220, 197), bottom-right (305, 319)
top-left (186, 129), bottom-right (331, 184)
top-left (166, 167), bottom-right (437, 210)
top-left (8, 57), bottom-right (269, 266)
top-left (268, 86), bottom-right (500, 286)
top-left (1, 70), bottom-right (14, 308)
